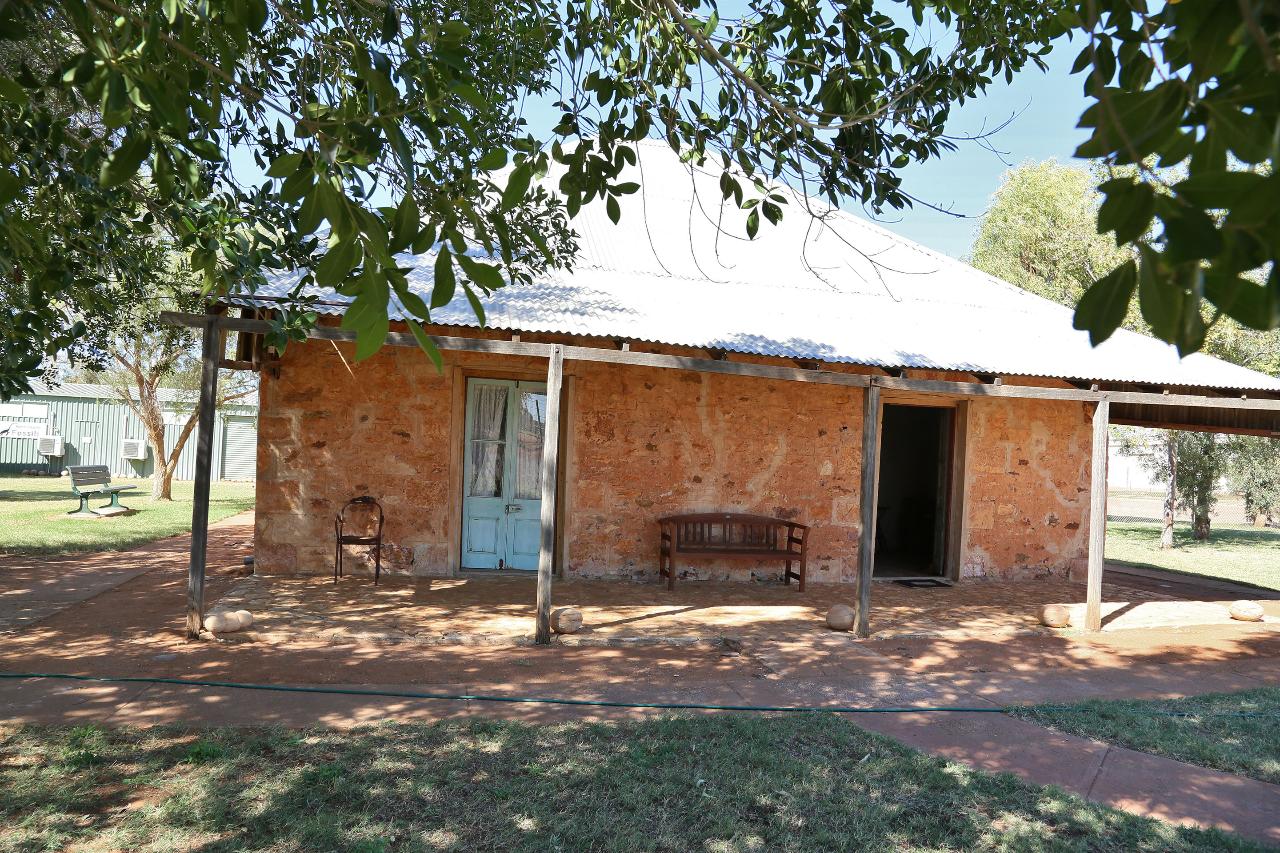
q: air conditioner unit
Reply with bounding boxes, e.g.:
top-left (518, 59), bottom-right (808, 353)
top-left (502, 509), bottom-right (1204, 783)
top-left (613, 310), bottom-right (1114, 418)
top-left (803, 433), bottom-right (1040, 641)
top-left (120, 438), bottom-right (148, 460)
top-left (37, 435), bottom-right (63, 457)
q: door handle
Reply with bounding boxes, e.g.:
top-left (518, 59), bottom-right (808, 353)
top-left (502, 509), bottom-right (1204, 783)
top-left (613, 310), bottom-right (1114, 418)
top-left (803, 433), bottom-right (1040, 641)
top-left (505, 504), bottom-right (522, 513)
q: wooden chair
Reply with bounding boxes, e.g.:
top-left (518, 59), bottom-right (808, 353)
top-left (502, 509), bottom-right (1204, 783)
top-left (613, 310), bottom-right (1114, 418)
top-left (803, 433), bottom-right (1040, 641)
top-left (334, 496), bottom-right (385, 584)
top-left (67, 465), bottom-right (137, 517)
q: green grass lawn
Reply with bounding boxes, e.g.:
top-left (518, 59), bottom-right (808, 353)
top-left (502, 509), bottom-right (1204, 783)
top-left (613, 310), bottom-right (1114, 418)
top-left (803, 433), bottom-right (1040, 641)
top-left (1012, 688), bottom-right (1280, 786)
top-left (0, 476), bottom-right (254, 557)
top-left (1106, 520), bottom-right (1280, 591)
top-left (0, 715), bottom-right (1262, 853)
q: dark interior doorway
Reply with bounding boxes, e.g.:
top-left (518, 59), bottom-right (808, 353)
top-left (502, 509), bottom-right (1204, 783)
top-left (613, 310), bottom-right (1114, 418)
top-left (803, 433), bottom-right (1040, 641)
top-left (874, 404), bottom-right (952, 578)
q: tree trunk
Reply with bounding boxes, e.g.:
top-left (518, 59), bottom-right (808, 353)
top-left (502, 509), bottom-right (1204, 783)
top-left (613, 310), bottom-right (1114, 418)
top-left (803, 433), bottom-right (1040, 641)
top-left (1193, 512), bottom-right (1211, 540)
top-left (1160, 433), bottom-right (1176, 549)
top-left (145, 421), bottom-right (172, 501)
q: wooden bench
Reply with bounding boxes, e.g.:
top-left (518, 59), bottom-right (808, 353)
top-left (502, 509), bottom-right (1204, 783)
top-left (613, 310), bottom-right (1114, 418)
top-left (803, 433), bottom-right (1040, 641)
top-left (659, 513), bottom-right (809, 591)
top-left (68, 465), bottom-right (137, 517)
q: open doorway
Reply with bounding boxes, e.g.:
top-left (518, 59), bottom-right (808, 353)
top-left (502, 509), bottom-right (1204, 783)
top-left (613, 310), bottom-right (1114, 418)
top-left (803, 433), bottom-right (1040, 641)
top-left (874, 404), bottom-right (953, 579)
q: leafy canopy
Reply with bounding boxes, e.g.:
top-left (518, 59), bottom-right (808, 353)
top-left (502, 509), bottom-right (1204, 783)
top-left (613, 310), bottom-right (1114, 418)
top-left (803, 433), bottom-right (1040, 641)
top-left (0, 0), bottom-right (1277, 400)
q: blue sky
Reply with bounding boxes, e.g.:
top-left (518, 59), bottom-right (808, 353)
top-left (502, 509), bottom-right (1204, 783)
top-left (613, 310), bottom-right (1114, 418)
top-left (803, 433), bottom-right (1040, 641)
top-left (886, 34), bottom-right (1093, 259)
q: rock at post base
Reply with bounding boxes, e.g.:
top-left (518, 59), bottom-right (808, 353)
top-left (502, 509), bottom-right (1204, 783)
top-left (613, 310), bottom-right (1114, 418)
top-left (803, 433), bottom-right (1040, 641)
top-left (203, 612), bottom-right (230, 633)
top-left (1040, 604), bottom-right (1072, 628)
top-left (233, 609), bottom-right (255, 629)
top-left (826, 604), bottom-right (854, 632)
top-left (551, 607), bottom-right (583, 634)
top-left (1229, 600), bottom-right (1264, 622)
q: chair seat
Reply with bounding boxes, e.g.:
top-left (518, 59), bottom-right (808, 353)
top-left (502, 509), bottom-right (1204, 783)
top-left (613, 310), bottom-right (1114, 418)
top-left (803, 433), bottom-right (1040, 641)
top-left (338, 535), bottom-right (379, 546)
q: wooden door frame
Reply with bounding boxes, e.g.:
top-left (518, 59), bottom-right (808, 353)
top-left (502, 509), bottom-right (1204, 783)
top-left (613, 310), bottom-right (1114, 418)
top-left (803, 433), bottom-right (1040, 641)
top-left (871, 399), bottom-right (967, 581)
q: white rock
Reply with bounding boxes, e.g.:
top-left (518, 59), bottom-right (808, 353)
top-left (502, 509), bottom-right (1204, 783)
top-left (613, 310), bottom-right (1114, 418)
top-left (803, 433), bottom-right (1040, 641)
top-left (551, 607), bottom-right (583, 634)
top-left (233, 609), bottom-right (255, 629)
top-left (203, 612), bottom-right (230, 633)
top-left (1040, 604), bottom-right (1071, 628)
top-left (1229, 600), bottom-right (1264, 622)
top-left (826, 604), bottom-right (854, 632)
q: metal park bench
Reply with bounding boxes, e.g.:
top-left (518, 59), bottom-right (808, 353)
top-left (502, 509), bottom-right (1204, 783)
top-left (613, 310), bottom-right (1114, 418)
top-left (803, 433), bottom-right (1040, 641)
top-left (659, 513), bottom-right (810, 591)
top-left (67, 465), bottom-right (137, 517)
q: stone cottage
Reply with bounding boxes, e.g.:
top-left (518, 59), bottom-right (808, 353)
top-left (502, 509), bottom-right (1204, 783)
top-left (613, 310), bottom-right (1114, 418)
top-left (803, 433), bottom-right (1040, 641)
top-left (202, 142), bottom-right (1280, 638)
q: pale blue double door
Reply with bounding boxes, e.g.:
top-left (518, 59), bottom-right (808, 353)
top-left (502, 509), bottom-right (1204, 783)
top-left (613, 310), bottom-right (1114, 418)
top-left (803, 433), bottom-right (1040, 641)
top-left (462, 379), bottom-right (548, 570)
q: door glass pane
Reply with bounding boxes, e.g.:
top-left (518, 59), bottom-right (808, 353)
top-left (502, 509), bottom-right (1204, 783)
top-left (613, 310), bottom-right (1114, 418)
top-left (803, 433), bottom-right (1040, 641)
top-left (513, 388), bottom-right (547, 500)
top-left (468, 385), bottom-right (508, 497)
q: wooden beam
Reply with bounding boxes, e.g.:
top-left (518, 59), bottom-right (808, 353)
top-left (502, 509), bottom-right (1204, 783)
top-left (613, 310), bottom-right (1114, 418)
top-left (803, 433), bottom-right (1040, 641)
top-left (1084, 398), bottom-right (1110, 632)
top-left (560, 345), bottom-right (872, 389)
top-left (534, 345), bottom-right (564, 645)
top-left (853, 384), bottom-right (881, 638)
top-left (186, 318), bottom-right (220, 639)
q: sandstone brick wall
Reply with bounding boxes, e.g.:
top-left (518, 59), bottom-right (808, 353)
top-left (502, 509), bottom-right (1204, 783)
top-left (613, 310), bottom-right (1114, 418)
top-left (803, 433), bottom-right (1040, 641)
top-left (959, 397), bottom-right (1093, 580)
top-left (566, 362), bottom-right (865, 583)
top-left (253, 330), bottom-right (1094, 583)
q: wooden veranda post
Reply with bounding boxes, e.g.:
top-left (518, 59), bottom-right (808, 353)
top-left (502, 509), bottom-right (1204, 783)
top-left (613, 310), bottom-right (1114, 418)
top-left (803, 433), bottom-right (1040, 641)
top-left (186, 317), bottom-right (220, 639)
top-left (853, 384), bottom-right (882, 638)
top-left (1084, 398), bottom-right (1110, 632)
top-left (535, 345), bottom-right (564, 644)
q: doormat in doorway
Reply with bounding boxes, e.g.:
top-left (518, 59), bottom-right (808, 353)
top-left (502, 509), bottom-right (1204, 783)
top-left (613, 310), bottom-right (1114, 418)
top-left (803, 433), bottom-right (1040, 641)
top-left (893, 579), bottom-right (952, 589)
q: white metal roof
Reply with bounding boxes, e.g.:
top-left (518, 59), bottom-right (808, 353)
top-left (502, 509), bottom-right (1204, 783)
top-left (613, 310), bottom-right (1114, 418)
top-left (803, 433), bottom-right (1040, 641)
top-left (23, 381), bottom-right (257, 409)
top-left (232, 140), bottom-right (1280, 392)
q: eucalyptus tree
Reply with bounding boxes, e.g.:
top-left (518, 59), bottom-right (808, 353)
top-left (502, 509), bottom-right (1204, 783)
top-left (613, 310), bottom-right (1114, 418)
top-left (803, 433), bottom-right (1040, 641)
top-left (0, 0), bottom-right (1277, 399)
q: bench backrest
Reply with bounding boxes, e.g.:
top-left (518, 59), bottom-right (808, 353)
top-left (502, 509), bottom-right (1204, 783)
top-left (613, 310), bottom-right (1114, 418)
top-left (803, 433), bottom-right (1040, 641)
top-left (69, 465), bottom-right (112, 490)
top-left (661, 513), bottom-right (801, 552)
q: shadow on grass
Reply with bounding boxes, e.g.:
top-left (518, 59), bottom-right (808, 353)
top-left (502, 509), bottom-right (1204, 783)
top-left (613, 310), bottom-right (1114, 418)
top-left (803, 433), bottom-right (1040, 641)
top-left (0, 715), bottom-right (1265, 852)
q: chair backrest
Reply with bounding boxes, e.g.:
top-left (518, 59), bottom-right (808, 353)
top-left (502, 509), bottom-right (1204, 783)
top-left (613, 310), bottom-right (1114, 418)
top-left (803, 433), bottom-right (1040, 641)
top-left (338, 495), bottom-right (384, 532)
top-left (69, 465), bottom-right (112, 490)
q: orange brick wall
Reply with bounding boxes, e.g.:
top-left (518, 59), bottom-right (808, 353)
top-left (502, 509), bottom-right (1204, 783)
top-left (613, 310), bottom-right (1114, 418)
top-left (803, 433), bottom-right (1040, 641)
top-left (253, 333), bottom-right (1094, 583)
top-left (566, 362), bottom-right (865, 582)
top-left (960, 397), bottom-right (1094, 580)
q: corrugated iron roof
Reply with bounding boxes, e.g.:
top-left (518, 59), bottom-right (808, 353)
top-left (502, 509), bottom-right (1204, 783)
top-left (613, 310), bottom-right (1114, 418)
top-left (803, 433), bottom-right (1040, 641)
top-left (229, 140), bottom-right (1280, 392)
top-left (23, 381), bottom-right (257, 408)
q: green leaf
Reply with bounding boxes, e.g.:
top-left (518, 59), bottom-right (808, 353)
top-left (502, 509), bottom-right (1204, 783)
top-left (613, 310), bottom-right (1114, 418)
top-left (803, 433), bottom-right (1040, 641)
top-left (477, 149), bottom-right (507, 171)
top-left (266, 152), bottom-right (304, 178)
top-left (501, 164), bottom-right (531, 211)
top-left (102, 73), bottom-right (131, 129)
top-left (0, 75), bottom-right (27, 105)
top-left (391, 193), bottom-right (418, 253)
top-left (746, 207), bottom-right (760, 239)
top-left (1160, 201), bottom-right (1222, 263)
top-left (606, 195), bottom-right (620, 224)
top-left (0, 170), bottom-right (20, 205)
top-left (1096, 178), bottom-right (1155, 244)
top-left (1073, 260), bottom-right (1137, 346)
top-left (1136, 247), bottom-right (1182, 343)
top-left (432, 249), bottom-right (456, 308)
top-left (1173, 171), bottom-right (1267, 209)
top-left (457, 254), bottom-right (504, 292)
top-left (99, 131), bottom-right (151, 189)
top-left (462, 282), bottom-right (487, 327)
top-left (1204, 269), bottom-right (1280, 332)
top-left (404, 317), bottom-right (443, 371)
top-left (315, 238), bottom-right (358, 287)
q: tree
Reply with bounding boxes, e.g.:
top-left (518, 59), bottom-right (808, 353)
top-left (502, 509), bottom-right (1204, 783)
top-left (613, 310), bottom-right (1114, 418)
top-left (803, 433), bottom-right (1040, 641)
top-left (94, 308), bottom-right (256, 501)
top-left (968, 160), bottom-right (1134, 320)
top-left (1122, 429), bottom-right (1226, 541)
top-left (1226, 436), bottom-right (1280, 526)
top-left (0, 0), bottom-right (1276, 398)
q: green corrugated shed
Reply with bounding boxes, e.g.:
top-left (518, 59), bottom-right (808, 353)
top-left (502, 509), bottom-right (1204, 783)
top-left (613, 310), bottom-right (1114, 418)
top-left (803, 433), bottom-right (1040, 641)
top-left (0, 382), bottom-right (258, 480)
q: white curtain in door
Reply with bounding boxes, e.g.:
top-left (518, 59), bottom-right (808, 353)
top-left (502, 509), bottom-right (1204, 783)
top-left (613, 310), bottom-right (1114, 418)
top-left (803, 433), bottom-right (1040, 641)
top-left (468, 385), bottom-right (508, 497)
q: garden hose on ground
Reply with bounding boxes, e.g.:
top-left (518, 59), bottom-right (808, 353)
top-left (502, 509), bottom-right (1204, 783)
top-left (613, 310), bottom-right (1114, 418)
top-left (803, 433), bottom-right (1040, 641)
top-left (0, 672), bottom-right (1274, 717)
